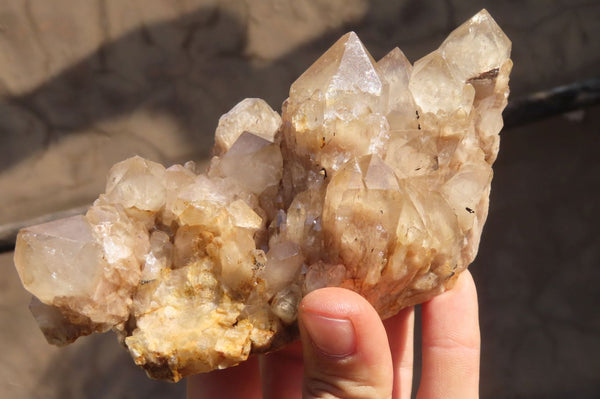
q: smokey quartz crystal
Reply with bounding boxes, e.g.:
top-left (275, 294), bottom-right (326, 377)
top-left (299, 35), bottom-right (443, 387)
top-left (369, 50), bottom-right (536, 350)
top-left (14, 9), bottom-right (511, 381)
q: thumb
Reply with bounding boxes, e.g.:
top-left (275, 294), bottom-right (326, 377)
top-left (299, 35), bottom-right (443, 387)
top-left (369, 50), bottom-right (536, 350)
top-left (298, 287), bottom-right (393, 399)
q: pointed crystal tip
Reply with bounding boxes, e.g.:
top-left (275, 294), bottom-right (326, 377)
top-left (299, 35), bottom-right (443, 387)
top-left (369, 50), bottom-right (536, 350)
top-left (14, 215), bottom-right (102, 303)
top-left (440, 8), bottom-right (511, 82)
top-left (290, 31), bottom-right (382, 104)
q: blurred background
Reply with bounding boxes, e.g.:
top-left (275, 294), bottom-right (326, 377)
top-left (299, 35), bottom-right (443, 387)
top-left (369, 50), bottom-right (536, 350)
top-left (0, 0), bottom-right (598, 398)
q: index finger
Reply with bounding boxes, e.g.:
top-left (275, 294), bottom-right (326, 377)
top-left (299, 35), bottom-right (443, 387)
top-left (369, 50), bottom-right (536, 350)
top-left (417, 270), bottom-right (480, 399)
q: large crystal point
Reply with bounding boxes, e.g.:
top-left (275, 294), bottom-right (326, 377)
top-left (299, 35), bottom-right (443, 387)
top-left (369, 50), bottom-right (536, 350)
top-left (439, 9), bottom-right (512, 82)
top-left (14, 9), bottom-right (511, 381)
top-left (15, 215), bottom-right (103, 304)
top-left (285, 31), bottom-right (388, 178)
top-left (377, 47), bottom-right (418, 130)
top-left (290, 31), bottom-right (384, 108)
top-left (409, 51), bottom-right (476, 115)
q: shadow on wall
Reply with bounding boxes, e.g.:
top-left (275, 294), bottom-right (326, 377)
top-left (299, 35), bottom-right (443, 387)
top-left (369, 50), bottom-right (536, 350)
top-left (1, 6), bottom-right (267, 171)
top-left (0, 1), bottom-right (467, 172)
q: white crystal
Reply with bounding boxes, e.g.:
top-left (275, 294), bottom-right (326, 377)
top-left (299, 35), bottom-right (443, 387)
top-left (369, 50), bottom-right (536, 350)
top-left (142, 231), bottom-right (172, 281)
top-left (104, 156), bottom-right (166, 212)
top-left (260, 241), bottom-right (304, 296)
top-left (209, 132), bottom-right (283, 194)
top-left (214, 98), bottom-right (282, 155)
top-left (440, 9), bottom-right (512, 82)
top-left (290, 32), bottom-right (383, 108)
top-left (377, 47), bottom-right (418, 130)
top-left (14, 215), bottom-right (103, 302)
top-left (409, 51), bottom-right (475, 115)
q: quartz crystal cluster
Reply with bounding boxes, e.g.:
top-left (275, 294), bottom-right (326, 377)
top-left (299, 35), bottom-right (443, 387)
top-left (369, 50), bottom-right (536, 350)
top-left (14, 10), bottom-right (511, 381)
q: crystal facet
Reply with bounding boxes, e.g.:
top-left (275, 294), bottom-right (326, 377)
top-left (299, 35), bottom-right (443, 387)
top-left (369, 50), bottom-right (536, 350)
top-left (14, 9), bottom-right (511, 381)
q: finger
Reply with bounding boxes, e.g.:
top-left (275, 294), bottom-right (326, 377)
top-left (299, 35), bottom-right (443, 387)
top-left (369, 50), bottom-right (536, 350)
top-left (417, 270), bottom-right (480, 399)
top-left (260, 341), bottom-right (304, 399)
top-left (186, 355), bottom-right (262, 399)
top-left (299, 287), bottom-right (393, 399)
top-left (383, 306), bottom-right (415, 399)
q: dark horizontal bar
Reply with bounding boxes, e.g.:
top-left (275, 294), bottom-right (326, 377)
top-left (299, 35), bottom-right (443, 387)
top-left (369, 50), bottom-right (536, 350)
top-left (503, 77), bottom-right (600, 128)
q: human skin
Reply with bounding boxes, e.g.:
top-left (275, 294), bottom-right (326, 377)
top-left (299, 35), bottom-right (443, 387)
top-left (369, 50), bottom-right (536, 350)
top-left (187, 270), bottom-right (480, 399)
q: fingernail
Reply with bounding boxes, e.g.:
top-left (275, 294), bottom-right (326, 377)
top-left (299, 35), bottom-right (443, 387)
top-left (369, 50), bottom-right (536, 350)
top-left (302, 312), bottom-right (356, 358)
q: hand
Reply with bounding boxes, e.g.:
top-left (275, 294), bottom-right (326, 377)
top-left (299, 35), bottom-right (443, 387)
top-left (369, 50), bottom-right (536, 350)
top-left (187, 270), bottom-right (480, 399)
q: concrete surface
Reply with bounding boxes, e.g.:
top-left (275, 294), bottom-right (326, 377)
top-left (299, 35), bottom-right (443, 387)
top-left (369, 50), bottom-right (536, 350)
top-left (1, 1), bottom-right (599, 398)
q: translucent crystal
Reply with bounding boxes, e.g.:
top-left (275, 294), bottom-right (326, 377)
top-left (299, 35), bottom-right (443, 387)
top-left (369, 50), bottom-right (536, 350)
top-left (104, 156), bottom-right (167, 212)
top-left (409, 51), bottom-right (475, 115)
top-left (260, 241), bottom-right (304, 296)
top-left (377, 47), bottom-right (418, 130)
top-left (208, 132), bottom-right (283, 194)
top-left (141, 231), bottom-right (172, 282)
top-left (14, 215), bottom-right (103, 303)
top-left (213, 98), bottom-right (282, 155)
top-left (439, 9), bottom-right (512, 82)
top-left (290, 31), bottom-right (383, 110)
top-left (13, 9), bottom-right (511, 381)
top-left (286, 31), bottom-right (388, 176)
